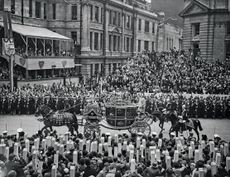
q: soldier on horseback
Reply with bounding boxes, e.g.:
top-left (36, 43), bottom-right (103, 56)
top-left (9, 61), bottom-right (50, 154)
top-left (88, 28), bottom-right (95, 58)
top-left (178, 104), bottom-right (194, 133)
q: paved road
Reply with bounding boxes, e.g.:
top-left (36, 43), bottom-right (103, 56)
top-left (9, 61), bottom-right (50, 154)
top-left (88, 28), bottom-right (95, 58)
top-left (0, 115), bottom-right (230, 141)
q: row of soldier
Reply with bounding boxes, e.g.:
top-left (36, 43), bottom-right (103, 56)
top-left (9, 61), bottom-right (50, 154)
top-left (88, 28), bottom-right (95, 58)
top-left (1, 92), bottom-right (230, 119)
top-left (145, 95), bottom-right (230, 119)
top-left (0, 95), bottom-right (82, 115)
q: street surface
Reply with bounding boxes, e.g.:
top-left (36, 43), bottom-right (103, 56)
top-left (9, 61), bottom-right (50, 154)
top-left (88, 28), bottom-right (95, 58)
top-left (0, 115), bottom-right (230, 141)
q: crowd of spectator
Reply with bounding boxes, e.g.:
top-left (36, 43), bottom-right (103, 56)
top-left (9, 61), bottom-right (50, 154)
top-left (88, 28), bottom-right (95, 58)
top-left (1, 50), bottom-right (230, 94)
top-left (0, 127), bottom-right (229, 177)
top-left (104, 50), bottom-right (230, 94)
top-left (15, 45), bottom-right (73, 58)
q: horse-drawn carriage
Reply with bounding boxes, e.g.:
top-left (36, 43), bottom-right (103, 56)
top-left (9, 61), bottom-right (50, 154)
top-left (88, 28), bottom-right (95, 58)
top-left (35, 94), bottom-right (203, 141)
top-left (82, 96), bottom-right (153, 139)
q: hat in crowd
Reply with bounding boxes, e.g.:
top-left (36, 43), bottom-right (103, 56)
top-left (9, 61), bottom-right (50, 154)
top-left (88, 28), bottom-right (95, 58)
top-left (2, 130), bottom-right (7, 135)
top-left (214, 134), bottom-right (220, 138)
top-left (152, 132), bottom-right (157, 136)
top-left (137, 132), bottom-right (143, 136)
top-left (170, 132), bottom-right (175, 136)
top-left (106, 132), bottom-right (111, 136)
top-left (17, 128), bottom-right (23, 133)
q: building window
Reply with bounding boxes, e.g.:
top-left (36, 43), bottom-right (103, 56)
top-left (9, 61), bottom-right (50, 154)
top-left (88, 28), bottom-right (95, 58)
top-left (90, 5), bottom-right (93, 21)
top-left (95, 64), bottom-right (99, 75)
top-left (113, 36), bottom-right (117, 51)
top-left (44, 3), bottom-right (47, 19)
top-left (193, 23), bottom-right (200, 36)
top-left (138, 40), bottom-right (141, 52)
top-left (0, 0), bottom-right (4, 11)
top-left (152, 41), bottom-right (155, 52)
top-left (109, 10), bottom-right (112, 24)
top-left (35, 1), bottom-right (41, 18)
top-left (90, 32), bottom-right (93, 50)
top-left (127, 15), bottom-right (131, 29)
top-left (101, 8), bottom-right (104, 23)
top-left (126, 37), bottom-right (130, 52)
top-left (94, 32), bottom-right (99, 50)
top-left (144, 41), bottom-right (149, 50)
top-left (227, 21), bottom-right (230, 35)
top-left (72, 5), bottom-right (78, 20)
top-left (52, 4), bottom-right (56, 19)
top-left (113, 11), bottom-right (117, 25)
top-left (95, 6), bottom-right (99, 22)
top-left (152, 22), bottom-right (155, 34)
top-left (11, 0), bottom-right (15, 14)
top-left (29, 0), bottom-right (33, 17)
top-left (109, 35), bottom-right (112, 51)
top-left (139, 19), bottom-right (142, 31)
top-left (71, 31), bottom-right (77, 44)
top-left (100, 33), bottom-right (103, 50)
top-left (145, 21), bottom-right (149, 32)
top-left (118, 12), bottom-right (121, 26)
top-left (118, 36), bottom-right (120, 51)
top-left (90, 64), bottom-right (93, 76)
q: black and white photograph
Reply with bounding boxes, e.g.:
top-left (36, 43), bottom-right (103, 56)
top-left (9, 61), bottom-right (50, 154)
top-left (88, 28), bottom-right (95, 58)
top-left (0, 0), bottom-right (230, 176)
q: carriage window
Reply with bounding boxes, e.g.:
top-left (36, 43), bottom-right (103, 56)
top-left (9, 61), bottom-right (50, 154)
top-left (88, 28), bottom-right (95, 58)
top-left (117, 108), bottom-right (125, 117)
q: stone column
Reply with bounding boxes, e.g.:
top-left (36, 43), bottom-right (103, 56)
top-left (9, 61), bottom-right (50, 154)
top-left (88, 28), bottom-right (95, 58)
top-left (121, 10), bottom-right (125, 55)
top-left (104, 6), bottom-right (109, 53)
top-left (81, 2), bottom-right (90, 55)
top-left (92, 32), bottom-right (95, 51)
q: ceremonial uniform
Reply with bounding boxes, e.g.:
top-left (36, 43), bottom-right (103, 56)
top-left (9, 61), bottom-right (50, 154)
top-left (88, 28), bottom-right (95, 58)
top-left (28, 97), bottom-right (36, 114)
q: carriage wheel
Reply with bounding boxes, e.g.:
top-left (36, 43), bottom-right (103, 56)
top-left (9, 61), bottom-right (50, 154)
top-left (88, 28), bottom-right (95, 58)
top-left (129, 121), bottom-right (151, 136)
top-left (84, 122), bottom-right (100, 139)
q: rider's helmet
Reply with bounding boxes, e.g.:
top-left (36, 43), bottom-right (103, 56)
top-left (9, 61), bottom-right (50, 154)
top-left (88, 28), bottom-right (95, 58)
top-left (162, 109), bottom-right (167, 115)
top-left (178, 115), bottom-right (183, 123)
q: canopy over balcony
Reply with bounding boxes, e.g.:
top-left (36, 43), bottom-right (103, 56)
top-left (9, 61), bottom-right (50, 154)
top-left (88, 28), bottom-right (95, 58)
top-left (0, 22), bottom-right (70, 40)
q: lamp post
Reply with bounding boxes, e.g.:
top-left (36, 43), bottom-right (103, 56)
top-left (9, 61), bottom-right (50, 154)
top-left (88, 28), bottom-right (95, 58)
top-left (156, 17), bottom-right (177, 52)
top-left (62, 60), bottom-right (67, 86)
top-left (3, 9), bottom-right (15, 92)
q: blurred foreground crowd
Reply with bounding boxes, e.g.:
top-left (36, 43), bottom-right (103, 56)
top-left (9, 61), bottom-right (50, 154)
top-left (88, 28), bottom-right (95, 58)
top-left (0, 128), bottom-right (230, 177)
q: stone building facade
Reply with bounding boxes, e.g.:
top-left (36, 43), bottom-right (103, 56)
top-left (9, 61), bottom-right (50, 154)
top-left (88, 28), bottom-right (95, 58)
top-left (180, 0), bottom-right (230, 62)
top-left (0, 0), bottom-right (159, 78)
top-left (157, 20), bottom-right (183, 52)
top-left (78, 0), bottom-right (159, 77)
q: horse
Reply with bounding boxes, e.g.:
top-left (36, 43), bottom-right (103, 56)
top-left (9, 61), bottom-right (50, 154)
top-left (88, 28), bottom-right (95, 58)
top-left (35, 105), bottom-right (79, 135)
top-left (166, 113), bottom-right (203, 141)
top-left (144, 111), bottom-right (167, 133)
